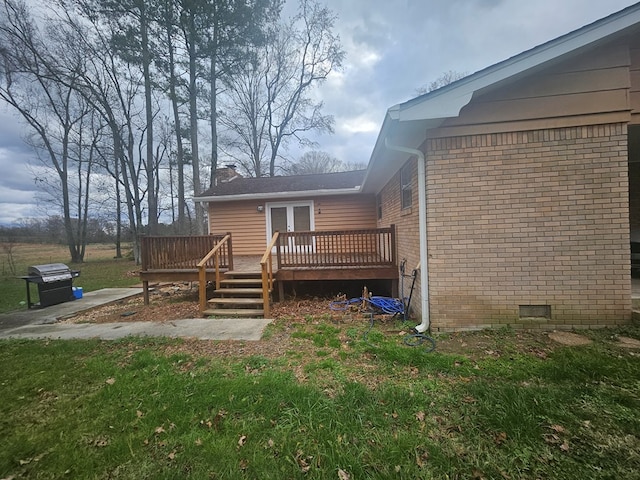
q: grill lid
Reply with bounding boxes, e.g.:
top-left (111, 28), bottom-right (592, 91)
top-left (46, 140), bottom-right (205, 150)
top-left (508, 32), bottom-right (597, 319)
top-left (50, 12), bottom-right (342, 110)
top-left (28, 263), bottom-right (73, 282)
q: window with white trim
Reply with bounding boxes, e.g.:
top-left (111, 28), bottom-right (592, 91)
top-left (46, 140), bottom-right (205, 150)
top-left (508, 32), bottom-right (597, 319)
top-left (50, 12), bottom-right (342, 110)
top-left (400, 161), bottom-right (413, 209)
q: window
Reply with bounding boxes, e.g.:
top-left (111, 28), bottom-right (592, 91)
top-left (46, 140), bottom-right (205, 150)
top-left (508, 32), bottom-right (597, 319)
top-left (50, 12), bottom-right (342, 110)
top-left (400, 161), bottom-right (413, 209)
top-left (376, 193), bottom-right (382, 220)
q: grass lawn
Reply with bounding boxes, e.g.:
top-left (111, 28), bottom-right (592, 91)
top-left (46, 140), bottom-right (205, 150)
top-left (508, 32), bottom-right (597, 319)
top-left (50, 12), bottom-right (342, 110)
top-left (0, 243), bottom-right (139, 314)
top-left (0, 318), bottom-right (638, 479)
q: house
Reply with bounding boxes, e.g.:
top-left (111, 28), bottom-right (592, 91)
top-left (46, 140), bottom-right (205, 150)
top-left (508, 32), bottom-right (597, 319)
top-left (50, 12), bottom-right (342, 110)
top-left (192, 169), bottom-right (398, 317)
top-left (362, 3), bottom-right (640, 332)
top-left (193, 4), bottom-right (640, 331)
top-left (198, 168), bottom-right (375, 255)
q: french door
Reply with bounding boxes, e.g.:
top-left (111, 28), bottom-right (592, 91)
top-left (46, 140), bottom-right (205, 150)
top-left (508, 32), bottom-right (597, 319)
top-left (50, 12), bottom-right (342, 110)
top-left (266, 201), bottom-right (314, 252)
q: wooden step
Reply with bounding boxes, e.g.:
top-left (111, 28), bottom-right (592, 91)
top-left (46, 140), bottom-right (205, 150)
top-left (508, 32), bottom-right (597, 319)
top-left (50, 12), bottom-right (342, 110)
top-left (203, 308), bottom-right (264, 318)
top-left (224, 271), bottom-right (262, 278)
top-left (208, 297), bottom-right (264, 306)
top-left (213, 288), bottom-right (265, 296)
top-left (220, 278), bottom-right (263, 286)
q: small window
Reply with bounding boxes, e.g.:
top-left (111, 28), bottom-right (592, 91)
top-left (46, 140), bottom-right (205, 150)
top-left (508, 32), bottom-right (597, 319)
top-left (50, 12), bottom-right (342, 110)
top-left (400, 161), bottom-right (413, 209)
top-left (376, 193), bottom-right (383, 220)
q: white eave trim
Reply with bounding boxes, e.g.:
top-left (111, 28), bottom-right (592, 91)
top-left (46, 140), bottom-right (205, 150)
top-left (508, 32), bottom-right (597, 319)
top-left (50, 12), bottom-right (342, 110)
top-left (194, 186), bottom-right (362, 203)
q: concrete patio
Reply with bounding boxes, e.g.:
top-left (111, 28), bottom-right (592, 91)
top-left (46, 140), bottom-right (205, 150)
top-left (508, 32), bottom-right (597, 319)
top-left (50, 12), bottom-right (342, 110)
top-left (0, 287), bottom-right (272, 341)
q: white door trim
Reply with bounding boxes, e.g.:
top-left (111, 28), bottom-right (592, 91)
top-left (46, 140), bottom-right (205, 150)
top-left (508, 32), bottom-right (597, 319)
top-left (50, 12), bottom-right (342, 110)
top-left (265, 200), bottom-right (315, 251)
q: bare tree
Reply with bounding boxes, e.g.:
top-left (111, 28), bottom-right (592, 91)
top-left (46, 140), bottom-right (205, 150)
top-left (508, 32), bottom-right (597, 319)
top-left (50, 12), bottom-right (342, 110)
top-left (282, 150), bottom-right (368, 175)
top-left (0, 0), bottom-right (95, 262)
top-left (177, 0), bottom-right (208, 233)
top-left (1, 236), bottom-right (17, 276)
top-left (202, 0), bottom-right (280, 187)
top-left (219, 57), bottom-right (270, 176)
top-left (284, 150), bottom-right (341, 175)
top-left (52, 3), bottom-right (151, 262)
top-left (221, 0), bottom-right (344, 177)
top-left (416, 70), bottom-right (467, 95)
top-left (73, 0), bottom-right (160, 234)
top-left (264, 0), bottom-right (343, 177)
top-left (156, 0), bottom-right (188, 232)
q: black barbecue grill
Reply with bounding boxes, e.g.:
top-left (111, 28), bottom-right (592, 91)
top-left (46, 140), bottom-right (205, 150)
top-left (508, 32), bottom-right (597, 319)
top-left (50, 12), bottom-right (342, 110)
top-left (19, 263), bottom-right (81, 308)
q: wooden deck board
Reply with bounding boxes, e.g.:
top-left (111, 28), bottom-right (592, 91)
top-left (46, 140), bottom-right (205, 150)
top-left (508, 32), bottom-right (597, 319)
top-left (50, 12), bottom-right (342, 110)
top-left (275, 266), bottom-right (398, 281)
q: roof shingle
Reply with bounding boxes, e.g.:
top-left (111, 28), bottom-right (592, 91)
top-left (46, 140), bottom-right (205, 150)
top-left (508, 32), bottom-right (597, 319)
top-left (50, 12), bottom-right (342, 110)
top-left (198, 170), bottom-right (366, 198)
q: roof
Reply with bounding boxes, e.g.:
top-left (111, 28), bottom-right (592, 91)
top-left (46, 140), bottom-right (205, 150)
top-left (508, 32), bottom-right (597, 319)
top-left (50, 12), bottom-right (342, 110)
top-left (195, 169), bottom-right (366, 202)
top-left (361, 2), bottom-right (640, 193)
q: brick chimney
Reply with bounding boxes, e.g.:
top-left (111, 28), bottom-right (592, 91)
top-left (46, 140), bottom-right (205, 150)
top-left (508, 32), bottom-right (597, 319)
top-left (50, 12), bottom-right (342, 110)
top-left (215, 164), bottom-right (242, 185)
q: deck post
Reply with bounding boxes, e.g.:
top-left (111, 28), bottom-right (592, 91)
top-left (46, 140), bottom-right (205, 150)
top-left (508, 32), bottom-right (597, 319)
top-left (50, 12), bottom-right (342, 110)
top-left (198, 264), bottom-right (207, 314)
top-left (226, 232), bottom-right (233, 271)
top-left (143, 280), bottom-right (150, 305)
top-left (276, 231), bottom-right (282, 269)
top-left (390, 224), bottom-right (397, 267)
top-left (278, 280), bottom-right (284, 302)
top-left (261, 264), bottom-right (270, 318)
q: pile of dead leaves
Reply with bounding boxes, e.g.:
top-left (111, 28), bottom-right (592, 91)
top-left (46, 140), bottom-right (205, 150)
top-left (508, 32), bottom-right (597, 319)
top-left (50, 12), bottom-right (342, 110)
top-left (63, 284), bottom-right (344, 325)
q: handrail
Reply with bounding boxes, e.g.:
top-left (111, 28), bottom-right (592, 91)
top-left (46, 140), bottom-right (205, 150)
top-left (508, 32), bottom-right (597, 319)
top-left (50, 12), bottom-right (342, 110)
top-left (277, 226), bottom-right (396, 268)
top-left (140, 234), bottom-right (229, 270)
top-left (260, 231), bottom-right (280, 318)
top-left (198, 234), bottom-right (232, 314)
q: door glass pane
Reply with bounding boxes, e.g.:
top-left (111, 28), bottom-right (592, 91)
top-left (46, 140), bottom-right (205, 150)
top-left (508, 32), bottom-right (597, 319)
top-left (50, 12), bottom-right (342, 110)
top-left (294, 206), bottom-right (311, 246)
top-left (270, 207), bottom-right (287, 237)
top-left (293, 206), bottom-right (310, 231)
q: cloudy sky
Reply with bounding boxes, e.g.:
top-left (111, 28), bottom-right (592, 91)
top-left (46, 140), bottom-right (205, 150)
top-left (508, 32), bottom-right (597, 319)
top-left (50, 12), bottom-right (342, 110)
top-left (0, 0), bottom-right (638, 225)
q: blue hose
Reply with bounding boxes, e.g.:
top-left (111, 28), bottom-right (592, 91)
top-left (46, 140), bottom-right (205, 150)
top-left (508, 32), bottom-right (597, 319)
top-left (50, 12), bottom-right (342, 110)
top-left (329, 296), bottom-right (405, 315)
top-left (329, 295), bottom-right (436, 353)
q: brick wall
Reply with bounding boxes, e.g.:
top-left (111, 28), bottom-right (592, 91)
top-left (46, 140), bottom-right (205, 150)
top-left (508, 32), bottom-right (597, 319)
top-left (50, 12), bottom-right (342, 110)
top-left (380, 123), bottom-right (632, 331)
top-left (378, 158), bottom-right (422, 313)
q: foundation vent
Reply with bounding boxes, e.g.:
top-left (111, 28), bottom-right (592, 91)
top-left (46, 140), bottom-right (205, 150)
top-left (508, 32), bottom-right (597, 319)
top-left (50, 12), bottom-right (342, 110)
top-left (519, 304), bottom-right (551, 320)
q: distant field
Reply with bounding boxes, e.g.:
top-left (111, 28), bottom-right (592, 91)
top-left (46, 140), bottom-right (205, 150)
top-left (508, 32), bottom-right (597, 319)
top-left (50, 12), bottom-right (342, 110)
top-left (0, 243), bottom-right (139, 314)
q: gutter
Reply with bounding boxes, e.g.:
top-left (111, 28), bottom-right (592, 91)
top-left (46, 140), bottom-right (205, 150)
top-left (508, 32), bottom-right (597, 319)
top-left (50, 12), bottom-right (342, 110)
top-left (193, 187), bottom-right (361, 203)
top-left (384, 138), bottom-right (430, 333)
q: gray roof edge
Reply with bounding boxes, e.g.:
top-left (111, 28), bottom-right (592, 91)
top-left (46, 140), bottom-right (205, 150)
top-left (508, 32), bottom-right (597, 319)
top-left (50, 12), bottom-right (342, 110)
top-left (195, 187), bottom-right (362, 203)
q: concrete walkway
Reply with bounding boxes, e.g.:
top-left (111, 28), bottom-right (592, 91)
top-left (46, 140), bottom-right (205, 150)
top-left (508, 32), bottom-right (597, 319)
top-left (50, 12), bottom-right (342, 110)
top-left (0, 317), bottom-right (271, 341)
top-left (0, 288), bottom-right (272, 341)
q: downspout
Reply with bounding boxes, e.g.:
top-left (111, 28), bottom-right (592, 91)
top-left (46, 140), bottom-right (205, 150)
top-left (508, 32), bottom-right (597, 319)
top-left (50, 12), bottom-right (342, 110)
top-left (385, 138), bottom-right (430, 333)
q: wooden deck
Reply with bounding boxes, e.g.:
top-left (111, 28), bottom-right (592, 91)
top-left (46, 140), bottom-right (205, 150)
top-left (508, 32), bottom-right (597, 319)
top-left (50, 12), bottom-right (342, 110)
top-left (139, 234), bottom-right (232, 304)
top-left (274, 227), bottom-right (397, 282)
top-left (139, 226), bottom-right (399, 316)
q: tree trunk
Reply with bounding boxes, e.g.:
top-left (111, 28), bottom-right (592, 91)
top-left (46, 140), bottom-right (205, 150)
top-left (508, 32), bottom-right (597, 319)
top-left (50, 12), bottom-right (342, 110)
top-left (187, 17), bottom-right (204, 234)
top-left (114, 157), bottom-right (122, 259)
top-left (165, 5), bottom-right (186, 232)
top-left (141, 4), bottom-right (158, 234)
top-left (209, 59), bottom-right (218, 188)
top-left (209, 23), bottom-right (218, 188)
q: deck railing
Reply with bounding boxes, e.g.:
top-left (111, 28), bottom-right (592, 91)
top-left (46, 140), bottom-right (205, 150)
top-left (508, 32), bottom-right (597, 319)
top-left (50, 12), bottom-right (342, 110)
top-left (260, 232), bottom-right (280, 318)
top-left (141, 234), bottom-right (233, 271)
top-left (197, 234), bottom-right (233, 314)
top-left (276, 225), bottom-right (396, 268)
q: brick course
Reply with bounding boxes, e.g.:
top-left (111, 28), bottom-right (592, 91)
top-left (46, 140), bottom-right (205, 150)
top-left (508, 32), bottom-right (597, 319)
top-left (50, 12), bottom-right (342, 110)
top-left (379, 124), bottom-right (632, 331)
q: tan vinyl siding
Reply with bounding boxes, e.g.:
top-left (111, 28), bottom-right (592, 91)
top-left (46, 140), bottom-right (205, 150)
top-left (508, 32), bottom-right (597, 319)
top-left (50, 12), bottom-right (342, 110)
top-left (630, 32), bottom-right (640, 123)
top-left (208, 194), bottom-right (377, 255)
top-left (208, 200), bottom-right (267, 255)
top-left (313, 194), bottom-right (377, 231)
top-left (432, 42), bottom-right (632, 137)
